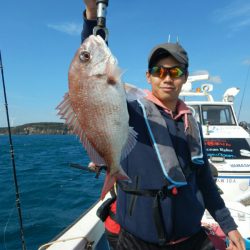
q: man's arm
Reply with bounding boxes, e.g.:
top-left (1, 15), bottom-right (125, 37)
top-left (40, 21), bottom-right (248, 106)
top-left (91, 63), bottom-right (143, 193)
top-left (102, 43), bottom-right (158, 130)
top-left (84, 0), bottom-right (97, 19)
top-left (81, 13), bottom-right (97, 43)
top-left (81, 0), bottom-right (107, 43)
top-left (81, 1), bottom-right (97, 43)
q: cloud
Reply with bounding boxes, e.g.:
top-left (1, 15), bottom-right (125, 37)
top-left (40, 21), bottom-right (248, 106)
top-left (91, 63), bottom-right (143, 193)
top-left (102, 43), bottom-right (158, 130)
top-left (230, 18), bottom-right (250, 32)
top-left (213, 1), bottom-right (250, 32)
top-left (242, 58), bottom-right (250, 65)
top-left (191, 70), bottom-right (209, 76)
top-left (208, 76), bottom-right (222, 84)
top-left (47, 22), bottom-right (82, 36)
top-left (191, 71), bottom-right (222, 84)
top-left (214, 2), bottom-right (250, 22)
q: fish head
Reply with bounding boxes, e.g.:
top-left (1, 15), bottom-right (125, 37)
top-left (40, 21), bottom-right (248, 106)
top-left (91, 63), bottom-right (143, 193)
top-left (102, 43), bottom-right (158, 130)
top-left (68, 35), bottom-right (118, 92)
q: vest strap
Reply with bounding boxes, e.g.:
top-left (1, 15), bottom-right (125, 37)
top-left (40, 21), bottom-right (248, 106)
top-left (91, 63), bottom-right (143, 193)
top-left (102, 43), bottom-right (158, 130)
top-left (153, 193), bottom-right (167, 245)
top-left (118, 182), bottom-right (175, 198)
top-left (119, 182), bottom-right (178, 245)
top-left (109, 210), bottom-right (117, 222)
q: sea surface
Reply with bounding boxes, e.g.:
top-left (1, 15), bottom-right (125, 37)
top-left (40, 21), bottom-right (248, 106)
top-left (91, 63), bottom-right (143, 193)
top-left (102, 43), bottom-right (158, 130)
top-left (0, 135), bottom-right (104, 250)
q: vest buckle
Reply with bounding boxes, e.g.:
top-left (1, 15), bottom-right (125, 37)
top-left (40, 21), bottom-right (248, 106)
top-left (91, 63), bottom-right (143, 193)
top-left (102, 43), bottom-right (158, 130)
top-left (171, 187), bottom-right (178, 196)
top-left (157, 190), bottom-right (165, 199)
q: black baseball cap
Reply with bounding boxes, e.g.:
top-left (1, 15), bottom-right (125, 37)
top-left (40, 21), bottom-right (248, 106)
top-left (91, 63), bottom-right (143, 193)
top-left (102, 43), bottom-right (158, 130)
top-left (148, 43), bottom-right (189, 69)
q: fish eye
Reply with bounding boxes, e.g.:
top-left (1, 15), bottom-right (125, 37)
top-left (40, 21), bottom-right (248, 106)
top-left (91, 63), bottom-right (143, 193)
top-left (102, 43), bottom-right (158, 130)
top-left (79, 50), bottom-right (91, 62)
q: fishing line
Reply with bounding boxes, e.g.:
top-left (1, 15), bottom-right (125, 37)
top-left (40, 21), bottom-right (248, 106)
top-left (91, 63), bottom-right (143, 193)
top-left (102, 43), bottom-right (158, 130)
top-left (3, 204), bottom-right (15, 250)
top-left (66, 165), bottom-right (105, 183)
top-left (0, 51), bottom-right (27, 250)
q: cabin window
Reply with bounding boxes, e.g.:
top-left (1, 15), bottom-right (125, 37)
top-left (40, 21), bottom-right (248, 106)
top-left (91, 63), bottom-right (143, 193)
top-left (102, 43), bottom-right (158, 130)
top-left (201, 105), bottom-right (236, 125)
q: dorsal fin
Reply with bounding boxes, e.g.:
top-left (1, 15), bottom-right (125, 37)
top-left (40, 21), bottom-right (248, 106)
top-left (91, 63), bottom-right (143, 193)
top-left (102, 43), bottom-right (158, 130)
top-left (57, 93), bottom-right (106, 165)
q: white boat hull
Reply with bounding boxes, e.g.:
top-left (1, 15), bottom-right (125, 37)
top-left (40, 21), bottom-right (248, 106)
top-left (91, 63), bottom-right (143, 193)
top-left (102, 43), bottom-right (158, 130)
top-left (40, 200), bottom-right (250, 250)
top-left (39, 199), bottom-right (108, 250)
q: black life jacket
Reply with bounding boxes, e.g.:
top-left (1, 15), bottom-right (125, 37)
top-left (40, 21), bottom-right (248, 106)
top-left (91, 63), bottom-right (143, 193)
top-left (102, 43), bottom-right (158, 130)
top-left (117, 99), bottom-right (206, 244)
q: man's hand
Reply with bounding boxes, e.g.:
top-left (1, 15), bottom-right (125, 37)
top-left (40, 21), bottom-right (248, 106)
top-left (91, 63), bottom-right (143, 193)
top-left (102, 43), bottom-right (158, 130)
top-left (226, 230), bottom-right (245, 250)
top-left (83, 0), bottom-right (97, 20)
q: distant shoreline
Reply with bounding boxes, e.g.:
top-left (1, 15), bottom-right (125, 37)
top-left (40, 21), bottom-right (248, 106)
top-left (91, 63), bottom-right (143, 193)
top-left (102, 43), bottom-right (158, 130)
top-left (0, 122), bottom-right (72, 135)
top-left (0, 121), bottom-right (249, 136)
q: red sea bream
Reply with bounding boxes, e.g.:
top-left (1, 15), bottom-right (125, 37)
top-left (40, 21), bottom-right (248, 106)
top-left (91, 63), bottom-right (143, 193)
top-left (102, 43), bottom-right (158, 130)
top-left (57, 35), bottom-right (137, 199)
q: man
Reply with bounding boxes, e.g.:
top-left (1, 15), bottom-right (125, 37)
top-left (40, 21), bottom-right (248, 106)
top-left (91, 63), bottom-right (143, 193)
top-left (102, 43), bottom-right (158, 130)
top-left (81, 1), bottom-right (245, 249)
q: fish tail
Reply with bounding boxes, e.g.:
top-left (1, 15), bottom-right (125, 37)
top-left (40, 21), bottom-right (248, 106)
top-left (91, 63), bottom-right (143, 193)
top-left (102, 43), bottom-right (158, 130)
top-left (100, 167), bottom-right (130, 200)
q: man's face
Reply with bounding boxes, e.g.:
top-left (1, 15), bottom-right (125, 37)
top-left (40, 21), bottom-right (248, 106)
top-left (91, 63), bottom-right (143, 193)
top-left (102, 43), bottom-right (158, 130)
top-left (146, 56), bottom-right (188, 109)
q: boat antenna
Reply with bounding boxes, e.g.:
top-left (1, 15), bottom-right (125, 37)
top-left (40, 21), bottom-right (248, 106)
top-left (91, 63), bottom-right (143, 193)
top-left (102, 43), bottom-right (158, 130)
top-left (237, 63), bottom-right (250, 121)
top-left (168, 34), bottom-right (171, 43)
top-left (0, 51), bottom-right (27, 250)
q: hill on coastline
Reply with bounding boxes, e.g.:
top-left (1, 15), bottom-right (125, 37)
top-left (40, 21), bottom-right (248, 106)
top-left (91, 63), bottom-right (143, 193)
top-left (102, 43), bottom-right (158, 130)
top-left (0, 122), bottom-right (71, 135)
top-left (0, 122), bottom-right (249, 135)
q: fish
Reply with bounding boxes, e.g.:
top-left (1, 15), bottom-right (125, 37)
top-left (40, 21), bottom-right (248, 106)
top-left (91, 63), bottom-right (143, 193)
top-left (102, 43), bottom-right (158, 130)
top-left (57, 35), bottom-right (137, 199)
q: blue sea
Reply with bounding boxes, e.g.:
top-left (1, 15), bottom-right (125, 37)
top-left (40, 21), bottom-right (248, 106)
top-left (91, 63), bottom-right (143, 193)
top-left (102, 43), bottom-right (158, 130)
top-left (0, 135), bottom-right (104, 250)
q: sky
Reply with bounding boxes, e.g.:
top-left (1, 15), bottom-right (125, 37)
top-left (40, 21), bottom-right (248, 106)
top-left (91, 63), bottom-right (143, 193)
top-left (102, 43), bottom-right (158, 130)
top-left (0, 0), bottom-right (250, 127)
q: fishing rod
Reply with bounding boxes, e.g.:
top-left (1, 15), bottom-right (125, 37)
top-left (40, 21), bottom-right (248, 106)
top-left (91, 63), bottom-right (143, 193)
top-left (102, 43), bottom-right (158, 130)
top-left (93, 0), bottom-right (109, 42)
top-left (70, 162), bottom-right (107, 178)
top-left (0, 51), bottom-right (27, 250)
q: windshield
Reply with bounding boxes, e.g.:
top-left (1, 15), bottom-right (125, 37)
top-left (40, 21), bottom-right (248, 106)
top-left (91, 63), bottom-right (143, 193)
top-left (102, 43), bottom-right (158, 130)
top-left (204, 138), bottom-right (250, 159)
top-left (188, 105), bottom-right (236, 125)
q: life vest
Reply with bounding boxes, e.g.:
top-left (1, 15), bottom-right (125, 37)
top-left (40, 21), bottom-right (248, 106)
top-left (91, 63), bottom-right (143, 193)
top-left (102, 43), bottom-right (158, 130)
top-left (97, 186), bottom-right (120, 235)
top-left (117, 99), bottom-right (206, 244)
top-left (137, 98), bottom-right (204, 186)
top-left (104, 200), bottom-right (120, 234)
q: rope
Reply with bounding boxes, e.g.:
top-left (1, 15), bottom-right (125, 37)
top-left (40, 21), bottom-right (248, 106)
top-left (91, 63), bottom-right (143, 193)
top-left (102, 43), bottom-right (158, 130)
top-left (38, 236), bottom-right (94, 250)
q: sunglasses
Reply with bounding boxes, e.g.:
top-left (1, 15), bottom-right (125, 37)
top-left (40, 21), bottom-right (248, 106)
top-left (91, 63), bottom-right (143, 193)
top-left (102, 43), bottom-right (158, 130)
top-left (149, 66), bottom-right (186, 79)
